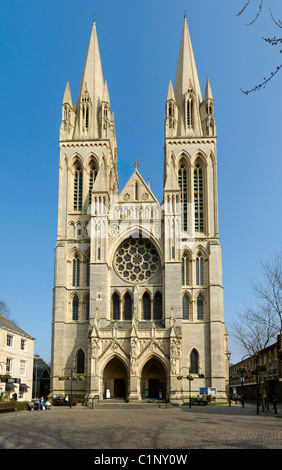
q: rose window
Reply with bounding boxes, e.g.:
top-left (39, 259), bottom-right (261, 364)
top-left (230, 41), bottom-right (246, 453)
top-left (114, 238), bottom-right (160, 283)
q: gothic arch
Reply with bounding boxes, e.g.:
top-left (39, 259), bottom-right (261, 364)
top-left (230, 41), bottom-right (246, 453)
top-left (69, 154), bottom-right (84, 173)
top-left (191, 150), bottom-right (207, 168)
top-left (74, 347), bottom-right (86, 374)
top-left (85, 153), bottom-right (99, 172)
top-left (176, 149), bottom-right (192, 167)
top-left (139, 352), bottom-right (169, 378)
top-left (193, 245), bottom-right (208, 260)
top-left (67, 247), bottom-right (81, 262)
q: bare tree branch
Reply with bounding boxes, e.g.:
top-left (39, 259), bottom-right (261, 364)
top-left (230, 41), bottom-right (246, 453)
top-left (237, 1), bottom-right (282, 93)
top-left (229, 252), bottom-right (282, 356)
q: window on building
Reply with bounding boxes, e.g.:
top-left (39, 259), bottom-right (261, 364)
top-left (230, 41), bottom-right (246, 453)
top-left (178, 162), bottom-right (188, 231)
top-left (154, 292), bottom-right (162, 320)
top-left (74, 164), bottom-right (83, 211)
top-left (72, 295), bottom-right (79, 321)
top-left (182, 295), bottom-right (189, 320)
top-left (6, 358), bottom-right (13, 375)
top-left (72, 254), bottom-right (80, 287)
top-left (77, 349), bottom-right (85, 374)
top-left (197, 294), bottom-right (204, 320)
top-left (20, 360), bottom-right (26, 377)
top-left (20, 339), bottom-right (27, 351)
top-left (89, 163), bottom-right (97, 207)
top-left (142, 292), bottom-right (151, 320)
top-left (124, 293), bottom-right (132, 320)
top-left (194, 162), bottom-right (204, 232)
top-left (190, 349), bottom-right (199, 374)
top-left (86, 294), bottom-right (90, 320)
top-left (6, 334), bottom-right (14, 348)
top-left (181, 253), bottom-right (189, 285)
top-left (86, 257), bottom-right (90, 287)
top-left (196, 253), bottom-right (204, 286)
top-left (112, 293), bottom-right (120, 320)
top-left (187, 96), bottom-right (193, 128)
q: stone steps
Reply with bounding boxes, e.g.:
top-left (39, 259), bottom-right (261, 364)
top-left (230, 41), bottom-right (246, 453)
top-left (89, 399), bottom-right (172, 409)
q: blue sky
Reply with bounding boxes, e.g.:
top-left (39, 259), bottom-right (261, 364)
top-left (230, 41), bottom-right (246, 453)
top-left (0, 0), bottom-right (281, 365)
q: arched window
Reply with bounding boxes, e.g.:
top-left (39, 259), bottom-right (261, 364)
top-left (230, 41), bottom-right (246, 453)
top-left (74, 164), bottom-right (83, 211)
top-left (142, 292), bottom-right (151, 320)
top-left (197, 294), bottom-right (204, 320)
top-left (86, 256), bottom-right (90, 287)
top-left (194, 162), bottom-right (204, 232)
top-left (182, 295), bottom-right (189, 320)
top-left (85, 294), bottom-right (90, 320)
top-left (124, 293), bottom-right (132, 321)
top-left (187, 96), bottom-right (193, 128)
top-left (76, 349), bottom-right (85, 374)
top-left (72, 295), bottom-right (79, 321)
top-left (154, 292), bottom-right (162, 320)
top-left (135, 182), bottom-right (138, 201)
top-left (181, 253), bottom-right (189, 285)
top-left (89, 162), bottom-right (97, 207)
top-left (72, 254), bottom-right (80, 287)
top-left (178, 160), bottom-right (188, 231)
top-left (190, 349), bottom-right (199, 374)
top-left (196, 253), bottom-right (204, 286)
top-left (112, 293), bottom-right (120, 320)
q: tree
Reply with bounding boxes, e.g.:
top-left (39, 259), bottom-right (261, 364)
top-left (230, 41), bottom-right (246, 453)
top-left (237, 0), bottom-right (282, 94)
top-left (230, 252), bottom-right (282, 355)
top-left (0, 301), bottom-right (11, 319)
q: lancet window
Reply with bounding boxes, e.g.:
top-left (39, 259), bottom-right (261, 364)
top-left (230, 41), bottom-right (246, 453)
top-left (197, 294), bottom-right (204, 320)
top-left (178, 160), bottom-right (188, 231)
top-left (194, 162), bottom-right (204, 232)
top-left (74, 163), bottom-right (83, 211)
top-left (72, 295), bottom-right (79, 321)
top-left (182, 294), bottom-right (189, 320)
top-left (72, 254), bottom-right (80, 287)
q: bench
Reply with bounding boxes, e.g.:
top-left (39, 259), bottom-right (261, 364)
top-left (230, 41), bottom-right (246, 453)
top-left (52, 398), bottom-right (78, 406)
top-left (0, 402), bottom-right (18, 412)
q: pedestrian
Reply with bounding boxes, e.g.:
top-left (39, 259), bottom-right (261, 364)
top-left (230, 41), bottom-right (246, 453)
top-left (64, 394), bottom-right (70, 406)
top-left (202, 392), bottom-right (207, 406)
top-left (40, 397), bottom-right (45, 410)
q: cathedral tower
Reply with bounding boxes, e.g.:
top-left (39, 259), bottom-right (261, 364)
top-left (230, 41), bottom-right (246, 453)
top-left (50, 18), bottom-right (228, 403)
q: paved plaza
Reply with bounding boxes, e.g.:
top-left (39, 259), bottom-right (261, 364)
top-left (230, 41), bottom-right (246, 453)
top-left (0, 402), bottom-right (281, 452)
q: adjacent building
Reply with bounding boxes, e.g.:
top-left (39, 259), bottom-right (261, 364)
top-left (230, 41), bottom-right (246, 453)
top-left (0, 314), bottom-right (35, 401)
top-left (50, 17), bottom-right (229, 403)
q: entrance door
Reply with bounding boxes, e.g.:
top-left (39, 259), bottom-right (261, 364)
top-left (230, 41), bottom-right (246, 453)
top-left (149, 379), bottom-right (159, 398)
top-left (114, 379), bottom-right (126, 398)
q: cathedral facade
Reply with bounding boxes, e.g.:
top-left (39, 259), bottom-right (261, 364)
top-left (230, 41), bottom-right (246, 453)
top-left (50, 18), bottom-right (229, 403)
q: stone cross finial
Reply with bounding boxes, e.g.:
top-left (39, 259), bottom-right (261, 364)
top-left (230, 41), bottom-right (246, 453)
top-left (133, 161), bottom-right (139, 170)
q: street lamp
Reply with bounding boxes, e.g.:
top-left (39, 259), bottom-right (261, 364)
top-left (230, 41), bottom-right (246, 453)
top-left (62, 367), bottom-right (75, 408)
top-left (226, 351), bottom-right (231, 406)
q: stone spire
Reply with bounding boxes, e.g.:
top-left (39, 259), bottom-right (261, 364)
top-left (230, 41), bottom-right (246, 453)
top-left (74, 20), bottom-right (104, 139)
top-left (174, 17), bottom-right (203, 136)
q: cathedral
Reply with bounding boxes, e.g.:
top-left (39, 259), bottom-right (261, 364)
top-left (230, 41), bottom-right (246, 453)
top-left (50, 17), bottom-right (229, 403)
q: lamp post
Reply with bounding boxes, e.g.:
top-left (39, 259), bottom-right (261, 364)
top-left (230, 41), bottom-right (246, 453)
top-left (227, 351), bottom-right (231, 406)
top-left (34, 353), bottom-right (40, 399)
top-left (62, 367), bottom-right (75, 408)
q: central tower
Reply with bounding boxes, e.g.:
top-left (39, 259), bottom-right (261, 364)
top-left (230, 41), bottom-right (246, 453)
top-left (50, 18), bottom-right (228, 403)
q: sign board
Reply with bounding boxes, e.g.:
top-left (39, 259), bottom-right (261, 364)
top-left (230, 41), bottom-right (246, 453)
top-left (0, 384), bottom-right (5, 392)
top-left (199, 387), bottom-right (216, 395)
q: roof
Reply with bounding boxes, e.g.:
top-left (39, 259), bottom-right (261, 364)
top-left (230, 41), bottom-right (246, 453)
top-left (0, 314), bottom-right (35, 340)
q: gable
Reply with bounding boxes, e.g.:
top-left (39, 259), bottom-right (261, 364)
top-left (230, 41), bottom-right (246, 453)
top-left (119, 170), bottom-right (159, 204)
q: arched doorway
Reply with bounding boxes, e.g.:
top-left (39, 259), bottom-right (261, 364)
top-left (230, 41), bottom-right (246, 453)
top-left (141, 357), bottom-right (166, 400)
top-left (103, 357), bottom-right (128, 399)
